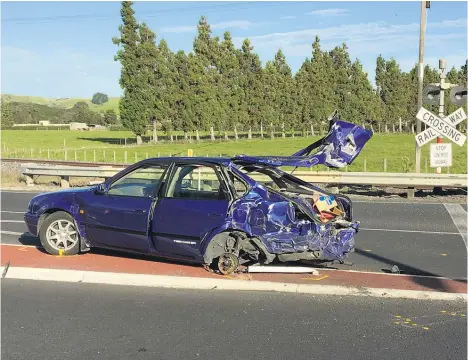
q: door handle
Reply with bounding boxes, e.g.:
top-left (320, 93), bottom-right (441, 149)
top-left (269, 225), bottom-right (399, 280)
top-left (208, 212), bottom-right (222, 217)
top-left (134, 209), bottom-right (147, 213)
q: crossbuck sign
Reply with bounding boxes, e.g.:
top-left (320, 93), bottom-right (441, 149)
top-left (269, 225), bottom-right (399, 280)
top-left (415, 107), bottom-right (467, 147)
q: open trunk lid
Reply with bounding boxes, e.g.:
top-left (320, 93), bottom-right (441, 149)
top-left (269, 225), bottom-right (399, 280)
top-left (233, 113), bottom-right (373, 168)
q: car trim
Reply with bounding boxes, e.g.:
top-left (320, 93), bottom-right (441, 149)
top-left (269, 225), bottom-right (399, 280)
top-left (85, 223), bottom-right (147, 236)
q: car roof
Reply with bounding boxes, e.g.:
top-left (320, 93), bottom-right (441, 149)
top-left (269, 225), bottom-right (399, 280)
top-left (142, 156), bottom-right (232, 166)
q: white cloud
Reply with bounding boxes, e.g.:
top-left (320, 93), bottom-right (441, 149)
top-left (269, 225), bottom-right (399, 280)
top-left (162, 20), bottom-right (255, 34)
top-left (232, 18), bottom-right (467, 58)
top-left (281, 15), bottom-right (296, 20)
top-left (306, 8), bottom-right (350, 16)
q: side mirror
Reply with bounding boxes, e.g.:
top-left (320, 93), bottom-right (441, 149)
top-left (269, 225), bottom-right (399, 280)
top-left (95, 183), bottom-right (107, 195)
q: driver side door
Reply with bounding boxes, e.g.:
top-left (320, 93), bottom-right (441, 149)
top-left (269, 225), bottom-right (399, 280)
top-left (84, 164), bottom-right (168, 253)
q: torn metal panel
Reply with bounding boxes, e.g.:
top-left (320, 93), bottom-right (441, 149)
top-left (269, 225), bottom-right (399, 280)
top-left (232, 119), bottom-right (373, 169)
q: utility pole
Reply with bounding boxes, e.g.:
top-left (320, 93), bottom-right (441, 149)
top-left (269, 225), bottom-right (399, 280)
top-left (415, 0), bottom-right (429, 173)
top-left (436, 58), bottom-right (446, 176)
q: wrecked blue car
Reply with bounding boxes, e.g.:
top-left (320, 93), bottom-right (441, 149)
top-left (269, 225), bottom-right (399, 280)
top-left (24, 116), bottom-right (372, 274)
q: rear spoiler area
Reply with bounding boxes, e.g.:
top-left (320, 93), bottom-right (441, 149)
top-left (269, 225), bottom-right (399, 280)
top-left (233, 112), bottom-right (373, 168)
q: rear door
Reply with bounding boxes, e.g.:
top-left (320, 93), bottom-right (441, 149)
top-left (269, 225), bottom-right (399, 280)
top-left (151, 163), bottom-right (231, 260)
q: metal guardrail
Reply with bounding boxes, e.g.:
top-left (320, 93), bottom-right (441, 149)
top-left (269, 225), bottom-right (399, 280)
top-left (20, 163), bottom-right (467, 198)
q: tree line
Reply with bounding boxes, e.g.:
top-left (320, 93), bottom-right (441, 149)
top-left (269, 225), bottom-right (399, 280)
top-left (114, 2), bottom-right (467, 142)
top-left (0, 100), bottom-right (118, 128)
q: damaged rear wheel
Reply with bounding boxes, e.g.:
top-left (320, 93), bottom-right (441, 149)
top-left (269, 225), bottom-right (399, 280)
top-left (217, 253), bottom-right (239, 275)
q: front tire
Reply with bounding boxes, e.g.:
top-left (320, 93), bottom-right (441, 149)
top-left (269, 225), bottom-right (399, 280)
top-left (39, 211), bottom-right (80, 255)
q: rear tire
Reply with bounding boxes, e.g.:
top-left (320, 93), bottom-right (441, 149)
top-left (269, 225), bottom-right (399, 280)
top-left (39, 211), bottom-right (80, 256)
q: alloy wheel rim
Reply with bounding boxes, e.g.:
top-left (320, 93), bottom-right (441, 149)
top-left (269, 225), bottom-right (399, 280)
top-left (45, 220), bottom-right (78, 251)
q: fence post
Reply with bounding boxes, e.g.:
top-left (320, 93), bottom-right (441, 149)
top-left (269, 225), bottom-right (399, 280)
top-left (64, 149), bottom-right (67, 161)
top-left (311, 125), bottom-right (314, 136)
top-left (103, 150), bottom-right (106, 161)
top-left (210, 127), bottom-right (215, 141)
top-left (292, 128), bottom-right (295, 138)
top-left (39, 148), bottom-right (42, 157)
top-left (74, 150), bottom-right (77, 161)
top-left (248, 128), bottom-right (252, 140)
top-left (157, 152), bottom-right (160, 157)
top-left (392, 124), bottom-right (395, 133)
top-left (270, 123), bottom-right (274, 139)
top-left (124, 151), bottom-right (128, 163)
top-left (93, 150), bottom-right (96, 162)
top-left (224, 132), bottom-right (228, 140)
top-left (47, 149), bottom-right (50, 159)
top-left (196, 130), bottom-right (200, 141)
top-left (114, 151), bottom-right (116, 163)
top-left (125, 138), bottom-right (127, 146)
top-left (260, 122), bottom-right (264, 138)
top-left (399, 117), bottom-right (402, 132)
top-left (282, 123), bottom-right (285, 138)
top-left (234, 126), bottom-right (238, 141)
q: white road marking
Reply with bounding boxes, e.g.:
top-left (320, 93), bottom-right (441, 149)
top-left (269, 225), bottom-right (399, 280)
top-left (444, 203), bottom-right (468, 247)
top-left (0, 231), bottom-right (25, 236)
top-left (0, 243), bottom-right (38, 248)
top-left (359, 228), bottom-right (459, 235)
top-left (0, 211), bottom-right (24, 214)
top-left (1, 220), bottom-right (24, 223)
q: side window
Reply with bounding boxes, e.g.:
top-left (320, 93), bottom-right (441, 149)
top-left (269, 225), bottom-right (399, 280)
top-left (166, 165), bottom-right (226, 200)
top-left (228, 172), bottom-right (248, 198)
top-left (108, 165), bottom-right (167, 197)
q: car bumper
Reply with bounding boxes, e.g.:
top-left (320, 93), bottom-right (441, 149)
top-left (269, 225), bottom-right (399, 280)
top-left (24, 212), bottom-right (40, 236)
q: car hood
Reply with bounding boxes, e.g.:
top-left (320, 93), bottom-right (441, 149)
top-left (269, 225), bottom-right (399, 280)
top-left (233, 118), bottom-right (373, 168)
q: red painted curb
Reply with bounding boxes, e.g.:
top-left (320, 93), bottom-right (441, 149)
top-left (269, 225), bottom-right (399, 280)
top-left (2, 245), bottom-right (466, 294)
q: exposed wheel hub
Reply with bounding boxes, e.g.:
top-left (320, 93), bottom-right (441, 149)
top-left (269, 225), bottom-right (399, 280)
top-left (217, 253), bottom-right (239, 275)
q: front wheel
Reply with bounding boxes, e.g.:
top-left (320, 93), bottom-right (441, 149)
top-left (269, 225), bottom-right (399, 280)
top-left (39, 211), bottom-right (80, 255)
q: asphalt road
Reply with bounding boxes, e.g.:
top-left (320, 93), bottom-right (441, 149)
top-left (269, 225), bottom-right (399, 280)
top-left (2, 279), bottom-right (466, 360)
top-left (1, 190), bottom-right (467, 279)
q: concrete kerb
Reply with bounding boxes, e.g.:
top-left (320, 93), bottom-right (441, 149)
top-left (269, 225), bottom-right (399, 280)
top-left (2, 266), bottom-right (467, 302)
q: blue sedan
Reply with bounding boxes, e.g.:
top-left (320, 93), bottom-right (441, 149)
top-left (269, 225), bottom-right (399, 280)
top-left (24, 117), bottom-right (372, 274)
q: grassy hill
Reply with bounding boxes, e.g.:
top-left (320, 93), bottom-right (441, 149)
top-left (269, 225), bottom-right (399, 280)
top-left (1, 94), bottom-right (120, 115)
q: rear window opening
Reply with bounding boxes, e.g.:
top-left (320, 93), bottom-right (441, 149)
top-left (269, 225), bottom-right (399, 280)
top-left (238, 165), bottom-right (349, 225)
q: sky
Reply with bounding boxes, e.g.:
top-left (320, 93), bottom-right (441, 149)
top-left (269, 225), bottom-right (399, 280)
top-left (1, 0), bottom-right (467, 99)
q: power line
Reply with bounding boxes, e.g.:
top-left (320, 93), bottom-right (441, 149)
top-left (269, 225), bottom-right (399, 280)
top-left (3, 2), bottom-right (288, 25)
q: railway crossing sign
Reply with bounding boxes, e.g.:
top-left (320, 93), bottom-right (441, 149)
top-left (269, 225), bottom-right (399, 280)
top-left (415, 107), bottom-right (467, 147)
top-left (430, 143), bottom-right (452, 168)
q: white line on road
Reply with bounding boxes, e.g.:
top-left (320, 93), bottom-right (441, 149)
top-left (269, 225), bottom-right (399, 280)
top-left (359, 228), bottom-right (459, 235)
top-left (444, 203), bottom-right (468, 246)
top-left (0, 243), bottom-right (38, 248)
top-left (1, 220), bottom-right (24, 223)
top-left (0, 231), bottom-right (25, 236)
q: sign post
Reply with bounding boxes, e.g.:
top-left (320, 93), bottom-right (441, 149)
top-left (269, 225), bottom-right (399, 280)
top-left (415, 58), bottom-right (467, 194)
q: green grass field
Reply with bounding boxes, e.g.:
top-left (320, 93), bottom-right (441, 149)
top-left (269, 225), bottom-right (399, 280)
top-left (1, 130), bottom-right (466, 173)
top-left (1, 94), bottom-right (121, 114)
